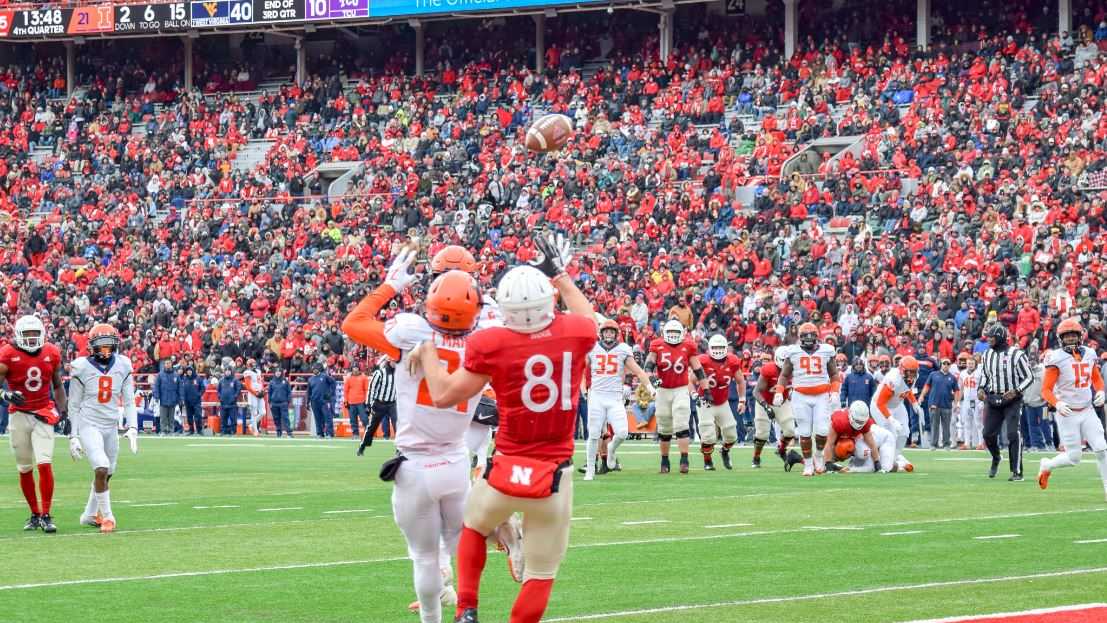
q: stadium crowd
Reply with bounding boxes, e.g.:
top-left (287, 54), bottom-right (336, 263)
top-left (0, 1), bottom-right (1106, 445)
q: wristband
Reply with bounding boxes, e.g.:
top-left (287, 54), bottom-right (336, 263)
top-left (693, 367), bottom-right (706, 381)
top-left (645, 360), bottom-right (656, 374)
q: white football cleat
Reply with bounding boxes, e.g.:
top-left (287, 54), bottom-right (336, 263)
top-left (79, 513), bottom-right (101, 528)
top-left (494, 514), bottom-right (525, 583)
top-left (802, 464), bottom-right (815, 477)
top-left (407, 585), bottom-right (457, 614)
top-left (583, 467), bottom-right (594, 481)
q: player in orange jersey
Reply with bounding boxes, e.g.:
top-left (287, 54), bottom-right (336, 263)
top-left (777, 323), bottom-right (840, 476)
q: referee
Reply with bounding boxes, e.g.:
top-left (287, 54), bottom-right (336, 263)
top-left (356, 358), bottom-right (397, 455)
top-left (977, 324), bottom-right (1033, 481)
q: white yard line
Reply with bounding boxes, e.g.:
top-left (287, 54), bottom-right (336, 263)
top-left (128, 502), bottom-right (178, 508)
top-left (541, 568), bottom-right (1107, 621)
top-left (621, 520), bottom-right (670, 526)
top-left (704, 523), bottom-right (753, 529)
top-left (257, 507), bottom-right (303, 512)
top-left (973, 534), bottom-right (1020, 540)
top-left (570, 517), bottom-right (592, 522)
top-left (1074, 538), bottom-right (1107, 544)
top-left (322, 509), bottom-right (374, 515)
top-left (881, 531), bottom-right (924, 536)
top-left (900, 603), bottom-right (1107, 623)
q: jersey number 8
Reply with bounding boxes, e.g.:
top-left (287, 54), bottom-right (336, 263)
top-left (24, 366), bottom-right (43, 392)
top-left (97, 376), bottom-right (113, 404)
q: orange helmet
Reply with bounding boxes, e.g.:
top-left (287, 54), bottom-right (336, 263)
top-left (425, 270), bottom-right (481, 336)
top-left (599, 319), bottom-right (620, 345)
top-left (877, 354), bottom-right (891, 367)
top-left (88, 323), bottom-right (121, 362)
top-left (899, 355), bottom-right (919, 383)
top-left (430, 245), bottom-right (477, 274)
top-left (1056, 317), bottom-right (1083, 353)
top-left (798, 322), bottom-right (819, 351)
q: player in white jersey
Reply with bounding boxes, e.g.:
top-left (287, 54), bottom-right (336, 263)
top-left (871, 356), bottom-right (919, 461)
top-left (583, 320), bottom-right (653, 480)
top-left (956, 357), bottom-right (983, 449)
top-left (66, 324), bottom-right (138, 534)
top-left (242, 360), bottom-right (265, 435)
top-left (777, 323), bottom-right (840, 476)
top-left (1036, 319), bottom-right (1107, 501)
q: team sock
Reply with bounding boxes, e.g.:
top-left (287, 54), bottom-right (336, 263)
top-left (509, 578), bottom-right (554, 623)
top-left (37, 464), bottom-right (54, 515)
top-left (753, 439), bottom-right (765, 459)
top-left (19, 471), bottom-right (39, 515)
top-left (608, 435), bottom-right (624, 467)
top-left (585, 437), bottom-right (599, 472)
top-left (96, 490), bottom-right (113, 519)
top-left (83, 485), bottom-right (98, 518)
top-left (455, 526), bottom-right (488, 615)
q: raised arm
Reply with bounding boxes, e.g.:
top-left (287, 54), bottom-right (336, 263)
top-left (417, 343), bottom-right (490, 408)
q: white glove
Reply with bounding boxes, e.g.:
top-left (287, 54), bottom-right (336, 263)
top-left (69, 437), bottom-right (84, 461)
top-left (772, 393), bottom-right (784, 407)
top-left (124, 427), bottom-right (139, 454)
top-left (1054, 401), bottom-right (1074, 417)
top-left (1094, 391), bottom-right (1105, 408)
top-left (890, 418), bottom-right (905, 436)
top-left (384, 248), bottom-right (418, 293)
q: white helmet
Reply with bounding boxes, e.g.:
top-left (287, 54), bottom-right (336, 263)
top-left (773, 345), bottom-right (789, 368)
top-left (708, 334), bottom-right (728, 360)
top-left (496, 266), bottom-right (556, 334)
top-left (848, 401), bottom-right (870, 430)
top-left (662, 319), bottom-right (685, 345)
top-left (13, 315), bottom-right (45, 352)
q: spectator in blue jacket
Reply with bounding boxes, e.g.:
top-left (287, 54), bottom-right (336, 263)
top-left (840, 358), bottom-right (876, 408)
top-left (267, 367), bottom-right (293, 438)
top-left (920, 359), bottom-right (959, 450)
top-left (152, 361), bottom-right (182, 435)
top-left (307, 363), bottom-right (336, 438)
top-left (217, 368), bottom-right (244, 436)
top-left (179, 366), bottom-right (206, 435)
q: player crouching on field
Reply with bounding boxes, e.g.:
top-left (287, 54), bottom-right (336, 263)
top-left (695, 335), bottom-right (746, 471)
top-left (823, 402), bottom-right (908, 473)
top-left (0, 315), bottom-right (69, 533)
top-left (1036, 318), bottom-right (1107, 501)
top-left (415, 234), bottom-right (597, 623)
top-left (67, 323), bottom-right (139, 534)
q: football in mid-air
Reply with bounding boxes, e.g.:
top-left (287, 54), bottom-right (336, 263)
top-left (525, 113), bottom-right (574, 152)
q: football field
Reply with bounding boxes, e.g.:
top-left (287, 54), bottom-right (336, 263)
top-left (3, 435), bottom-right (1107, 623)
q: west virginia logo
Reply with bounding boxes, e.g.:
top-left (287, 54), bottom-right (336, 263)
top-left (203, 2), bottom-right (219, 16)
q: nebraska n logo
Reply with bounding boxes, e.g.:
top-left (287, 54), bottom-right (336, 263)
top-left (509, 466), bottom-right (533, 486)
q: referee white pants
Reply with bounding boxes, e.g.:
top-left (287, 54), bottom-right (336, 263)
top-left (392, 453), bottom-right (469, 623)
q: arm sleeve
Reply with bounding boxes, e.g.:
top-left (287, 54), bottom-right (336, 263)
top-left (68, 372), bottom-right (85, 437)
top-left (1092, 365), bottom-right (1104, 392)
top-left (121, 372), bottom-right (138, 430)
top-left (340, 284), bottom-right (402, 360)
top-left (875, 384), bottom-right (894, 418)
top-left (1014, 352), bottom-right (1033, 392)
top-left (1041, 366), bottom-right (1060, 407)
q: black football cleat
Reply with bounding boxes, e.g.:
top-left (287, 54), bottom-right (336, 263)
top-left (679, 456), bottom-right (690, 474)
top-left (751, 455), bottom-right (762, 469)
top-left (24, 514), bottom-right (41, 531)
top-left (659, 456), bottom-right (671, 474)
top-left (784, 450), bottom-right (805, 472)
top-left (455, 608), bottom-right (479, 623)
top-left (777, 443), bottom-right (788, 462)
top-left (610, 461), bottom-right (622, 472)
top-left (721, 448), bottom-right (733, 470)
top-left (988, 458), bottom-right (1000, 479)
top-left (825, 462), bottom-right (844, 473)
top-left (703, 459), bottom-right (715, 471)
top-left (1008, 474), bottom-right (1024, 482)
top-left (597, 459), bottom-right (609, 475)
top-left (39, 514), bottom-right (57, 533)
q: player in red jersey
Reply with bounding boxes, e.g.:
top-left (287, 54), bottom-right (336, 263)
top-left (822, 402), bottom-right (888, 473)
top-left (752, 348), bottom-right (797, 469)
top-left (695, 335), bottom-right (746, 470)
top-left (416, 234), bottom-right (595, 623)
top-left (646, 319), bottom-right (709, 474)
top-left (0, 315), bottom-right (69, 533)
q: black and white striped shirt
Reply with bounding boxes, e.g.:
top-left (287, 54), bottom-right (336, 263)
top-left (980, 347), bottom-right (1033, 396)
top-left (370, 366), bottom-right (396, 404)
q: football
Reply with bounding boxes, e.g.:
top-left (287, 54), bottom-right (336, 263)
top-left (834, 438), bottom-right (856, 461)
top-left (525, 113), bottom-right (574, 153)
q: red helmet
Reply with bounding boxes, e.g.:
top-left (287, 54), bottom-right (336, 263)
top-left (430, 245), bottom-right (477, 274)
top-left (425, 271), bottom-right (481, 336)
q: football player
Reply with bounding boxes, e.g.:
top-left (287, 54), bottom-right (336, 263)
top-left (243, 359), bottom-right (265, 436)
top-left (956, 355), bottom-right (983, 450)
top-left (583, 320), bottom-right (653, 480)
top-left (823, 402), bottom-right (887, 473)
top-left (343, 250), bottom-right (518, 623)
top-left (776, 323), bottom-right (840, 476)
top-left (66, 323), bottom-right (138, 534)
top-left (871, 356), bottom-right (919, 458)
top-left (1037, 318), bottom-right (1107, 501)
top-left (0, 315), bottom-right (68, 533)
top-left (415, 234), bottom-right (597, 623)
top-left (646, 319), bottom-right (710, 474)
top-left (752, 349), bottom-right (797, 469)
top-left (695, 335), bottom-right (746, 470)
top-left (872, 354), bottom-right (892, 384)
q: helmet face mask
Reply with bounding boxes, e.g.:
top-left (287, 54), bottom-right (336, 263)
top-left (1057, 317), bottom-right (1083, 354)
top-left (708, 334), bottom-right (728, 360)
top-left (662, 320), bottom-right (685, 345)
top-left (601, 327), bottom-right (619, 347)
top-left (13, 315), bottom-right (46, 353)
top-left (88, 323), bottom-right (120, 364)
top-left (798, 322), bottom-right (818, 353)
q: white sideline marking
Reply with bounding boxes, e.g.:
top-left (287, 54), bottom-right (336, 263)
top-left (186, 444), bottom-right (345, 449)
top-left (574, 489), bottom-right (845, 509)
top-left (622, 520), bottom-right (669, 526)
top-left (881, 531), bottom-right (924, 536)
top-left (1074, 538), bottom-right (1107, 544)
top-left (570, 517), bottom-right (592, 522)
top-left (541, 568), bottom-right (1107, 621)
top-left (322, 509), bottom-right (373, 515)
top-left (0, 557), bottom-right (409, 591)
top-left (128, 503), bottom-right (178, 508)
top-left (704, 523), bottom-right (752, 529)
top-left (213, 505), bottom-right (240, 509)
top-left (802, 526), bottom-right (864, 531)
top-left (900, 603), bottom-right (1107, 623)
top-left (974, 534), bottom-right (1020, 540)
top-left (193, 506), bottom-right (209, 510)
top-left (258, 507), bottom-right (302, 512)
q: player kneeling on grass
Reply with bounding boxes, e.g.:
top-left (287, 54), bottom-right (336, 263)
top-left (695, 335), bottom-right (746, 471)
top-left (1036, 318), bottom-right (1107, 501)
top-left (67, 324), bottom-right (138, 534)
top-left (825, 402), bottom-right (912, 473)
top-left (415, 235), bottom-right (597, 623)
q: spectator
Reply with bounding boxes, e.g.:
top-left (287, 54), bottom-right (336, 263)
top-left (307, 363), bottom-right (337, 438)
top-left (179, 365), bottom-right (206, 435)
top-left (267, 367), bottom-right (293, 438)
top-left (152, 361), bottom-right (182, 435)
top-left (920, 359), bottom-right (959, 450)
top-left (217, 367), bottom-right (243, 436)
top-left (631, 381), bottom-right (655, 432)
top-left (840, 358), bottom-right (877, 407)
top-left (344, 363), bottom-right (370, 439)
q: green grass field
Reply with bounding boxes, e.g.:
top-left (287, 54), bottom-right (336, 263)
top-left (2, 435), bottom-right (1106, 623)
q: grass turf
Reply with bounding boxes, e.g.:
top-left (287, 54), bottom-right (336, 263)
top-left (1, 435), bottom-right (1106, 622)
